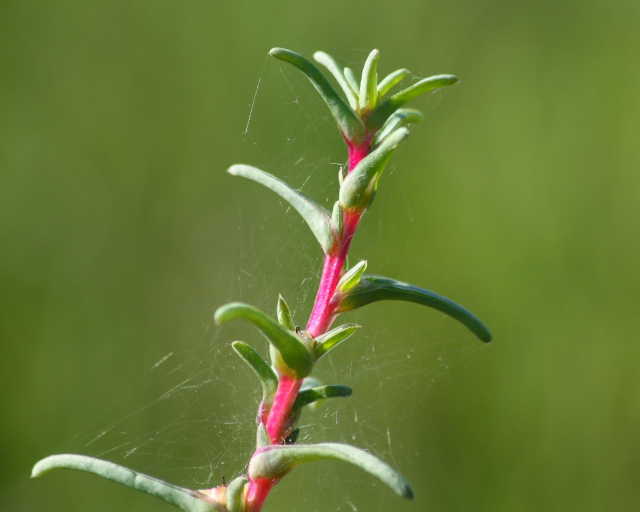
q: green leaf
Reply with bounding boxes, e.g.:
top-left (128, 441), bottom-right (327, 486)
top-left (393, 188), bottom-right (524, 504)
top-left (377, 68), bottom-right (409, 97)
top-left (339, 128), bottom-right (410, 213)
top-left (277, 295), bottom-right (296, 331)
top-left (248, 443), bottom-right (413, 500)
top-left (372, 108), bottom-right (424, 147)
top-left (225, 476), bottom-right (248, 512)
top-left (31, 454), bottom-right (228, 512)
top-left (215, 302), bottom-right (314, 378)
top-left (256, 423), bottom-right (271, 448)
top-left (314, 323), bottom-right (361, 360)
top-left (293, 385), bottom-right (352, 411)
top-left (231, 341), bottom-right (279, 405)
top-left (228, 164), bottom-right (338, 254)
top-left (344, 67), bottom-right (360, 93)
top-left (269, 48), bottom-right (365, 144)
top-left (313, 51), bottom-right (359, 111)
top-left (336, 259), bottom-right (368, 292)
top-left (367, 74), bottom-right (459, 132)
top-left (359, 49), bottom-right (380, 112)
top-left (337, 275), bottom-right (492, 342)
top-left (331, 201), bottom-right (343, 236)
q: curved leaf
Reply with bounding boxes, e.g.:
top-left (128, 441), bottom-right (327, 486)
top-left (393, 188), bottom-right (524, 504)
top-left (359, 49), bottom-right (380, 112)
top-left (225, 476), bottom-right (247, 512)
top-left (215, 303), bottom-right (313, 378)
top-left (277, 294), bottom-right (296, 331)
top-left (231, 341), bottom-right (279, 404)
top-left (269, 48), bottom-right (365, 144)
top-left (367, 74), bottom-right (459, 132)
top-left (314, 323), bottom-right (361, 361)
top-left (293, 385), bottom-right (353, 410)
top-left (248, 443), bottom-right (413, 500)
top-left (377, 68), bottom-right (409, 97)
top-left (337, 275), bottom-right (492, 342)
top-left (31, 454), bottom-right (228, 512)
top-left (372, 108), bottom-right (424, 147)
top-left (228, 165), bottom-right (337, 254)
top-left (313, 51), bottom-right (359, 110)
top-left (339, 128), bottom-right (410, 213)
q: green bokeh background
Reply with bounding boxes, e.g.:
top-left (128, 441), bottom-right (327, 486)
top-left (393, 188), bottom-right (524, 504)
top-left (2, 1), bottom-right (639, 511)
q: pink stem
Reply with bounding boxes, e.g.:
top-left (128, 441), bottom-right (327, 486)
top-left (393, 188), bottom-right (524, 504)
top-left (245, 139), bottom-right (371, 512)
top-left (265, 375), bottom-right (302, 443)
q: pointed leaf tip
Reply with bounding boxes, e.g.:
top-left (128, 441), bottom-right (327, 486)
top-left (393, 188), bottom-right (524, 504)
top-left (32, 454), bottom-right (228, 512)
top-left (337, 275), bottom-right (492, 342)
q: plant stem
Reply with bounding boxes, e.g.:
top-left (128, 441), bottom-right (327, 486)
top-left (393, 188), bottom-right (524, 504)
top-left (245, 139), bottom-right (371, 512)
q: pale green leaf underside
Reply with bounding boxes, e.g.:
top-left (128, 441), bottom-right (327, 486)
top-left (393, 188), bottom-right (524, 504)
top-left (228, 164), bottom-right (337, 254)
top-left (225, 476), bottom-right (248, 512)
top-left (313, 51), bottom-right (359, 111)
top-left (269, 48), bottom-right (365, 144)
top-left (359, 49), bottom-right (379, 112)
top-left (377, 68), bottom-right (409, 97)
top-left (215, 302), bottom-right (313, 378)
top-left (32, 454), bottom-right (228, 512)
top-left (249, 443), bottom-right (413, 500)
top-left (367, 74), bottom-right (459, 132)
top-left (231, 341), bottom-right (278, 401)
top-left (373, 108), bottom-right (424, 147)
top-left (277, 294), bottom-right (296, 331)
top-left (339, 128), bottom-right (410, 212)
top-left (314, 323), bottom-right (360, 360)
top-left (337, 275), bottom-right (492, 342)
top-left (343, 67), bottom-right (360, 93)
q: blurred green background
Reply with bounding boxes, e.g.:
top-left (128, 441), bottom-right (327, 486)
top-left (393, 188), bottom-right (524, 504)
top-left (2, 1), bottom-right (639, 511)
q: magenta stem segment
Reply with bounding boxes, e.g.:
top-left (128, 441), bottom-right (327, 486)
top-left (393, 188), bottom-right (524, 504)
top-left (265, 375), bottom-right (302, 444)
top-left (245, 139), bottom-right (371, 512)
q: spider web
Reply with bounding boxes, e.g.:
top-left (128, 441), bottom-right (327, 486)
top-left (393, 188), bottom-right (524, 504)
top-left (58, 50), bottom-right (483, 512)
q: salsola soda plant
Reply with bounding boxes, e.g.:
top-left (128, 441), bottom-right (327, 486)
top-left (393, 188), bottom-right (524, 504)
top-left (32, 48), bottom-right (491, 512)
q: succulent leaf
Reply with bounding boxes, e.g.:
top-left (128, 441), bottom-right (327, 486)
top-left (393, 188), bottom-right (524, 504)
top-left (231, 341), bottom-right (279, 405)
top-left (225, 476), bottom-right (248, 512)
top-left (367, 74), bottom-right (459, 132)
top-left (314, 323), bottom-right (361, 360)
top-left (248, 443), bottom-right (413, 500)
top-left (377, 68), bottom-right (409, 97)
top-left (293, 385), bottom-right (352, 411)
top-left (337, 275), bottom-right (492, 342)
top-left (256, 423), bottom-right (271, 448)
top-left (343, 67), bottom-right (360, 93)
top-left (359, 49), bottom-right (380, 112)
top-left (313, 51), bottom-right (359, 111)
top-left (269, 48), bottom-right (365, 144)
top-left (372, 108), bottom-right (424, 147)
top-left (339, 128), bottom-right (410, 213)
top-left (337, 259), bottom-right (368, 292)
top-left (215, 303), bottom-right (314, 378)
top-left (277, 295), bottom-right (296, 331)
top-left (31, 454), bottom-right (228, 512)
top-left (228, 164), bottom-right (338, 254)
top-left (331, 201), bottom-right (343, 236)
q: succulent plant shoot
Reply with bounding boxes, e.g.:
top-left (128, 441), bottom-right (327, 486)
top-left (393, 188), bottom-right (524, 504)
top-left (32, 47), bottom-right (491, 512)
